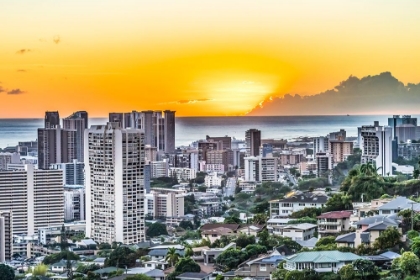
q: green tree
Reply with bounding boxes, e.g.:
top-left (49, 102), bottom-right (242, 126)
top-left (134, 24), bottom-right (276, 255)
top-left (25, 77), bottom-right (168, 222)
top-left (106, 246), bottom-right (138, 268)
top-left (353, 259), bottom-right (378, 280)
top-left (397, 252), bottom-right (420, 276)
top-left (252, 201), bottom-right (270, 214)
top-left (323, 193), bottom-right (353, 212)
top-left (43, 251), bottom-right (80, 265)
top-left (0, 264), bottom-right (15, 280)
top-left (315, 236), bottom-right (336, 247)
top-left (98, 243), bottom-right (112, 250)
top-left (179, 221), bottom-right (194, 230)
top-left (257, 229), bottom-right (270, 247)
top-left (235, 233), bottom-right (256, 248)
top-left (146, 222), bottom-right (168, 237)
top-left (33, 264), bottom-right (48, 276)
top-left (338, 264), bottom-right (356, 280)
top-left (174, 257), bottom-right (201, 273)
top-left (165, 247), bottom-right (181, 267)
top-left (215, 248), bottom-right (249, 270)
top-left (373, 227), bottom-right (401, 250)
top-left (285, 270), bottom-right (306, 280)
top-left (224, 216), bottom-right (242, 224)
top-left (252, 213), bottom-right (268, 224)
top-left (290, 208), bottom-right (321, 219)
top-left (184, 247), bottom-right (193, 258)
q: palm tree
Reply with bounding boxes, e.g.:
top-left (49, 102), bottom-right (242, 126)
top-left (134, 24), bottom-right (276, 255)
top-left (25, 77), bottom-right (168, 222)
top-left (341, 194), bottom-right (353, 210)
top-left (359, 162), bottom-right (376, 177)
top-left (165, 247), bottom-right (181, 267)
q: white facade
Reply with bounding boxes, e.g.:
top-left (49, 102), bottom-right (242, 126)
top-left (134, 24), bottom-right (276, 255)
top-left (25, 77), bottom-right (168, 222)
top-left (169, 168), bottom-right (196, 181)
top-left (0, 152), bottom-right (20, 170)
top-left (0, 164), bottom-right (64, 235)
top-left (260, 157), bottom-right (278, 182)
top-left (244, 156), bottom-right (259, 181)
top-left (151, 160), bottom-right (169, 178)
top-left (272, 223), bottom-right (317, 241)
top-left (85, 122), bottom-right (145, 244)
top-left (38, 221), bottom-right (86, 245)
top-left (64, 187), bottom-right (85, 222)
top-left (204, 164), bottom-right (225, 173)
top-left (359, 123), bottom-right (393, 176)
top-left (313, 137), bottom-right (329, 155)
top-left (204, 172), bottom-right (223, 187)
top-left (0, 211), bottom-right (12, 262)
top-left (145, 192), bottom-right (185, 219)
top-left (269, 193), bottom-right (328, 218)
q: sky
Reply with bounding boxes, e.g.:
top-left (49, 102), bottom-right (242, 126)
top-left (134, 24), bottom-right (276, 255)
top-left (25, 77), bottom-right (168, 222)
top-left (1, 0), bottom-right (420, 117)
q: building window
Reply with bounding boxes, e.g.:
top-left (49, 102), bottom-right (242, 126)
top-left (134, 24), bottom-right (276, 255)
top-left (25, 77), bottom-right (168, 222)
top-left (260, 264), bottom-right (267, 271)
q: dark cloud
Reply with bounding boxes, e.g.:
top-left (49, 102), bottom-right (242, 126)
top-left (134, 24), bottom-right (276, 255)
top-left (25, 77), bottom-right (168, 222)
top-left (17, 69), bottom-right (27, 72)
top-left (53, 35), bottom-right (61, 44)
top-left (248, 72), bottom-right (420, 116)
top-left (16, 49), bottom-right (31, 54)
top-left (7, 89), bottom-right (25, 95)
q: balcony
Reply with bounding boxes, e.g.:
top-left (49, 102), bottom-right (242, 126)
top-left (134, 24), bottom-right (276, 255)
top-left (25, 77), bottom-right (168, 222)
top-left (318, 221), bottom-right (341, 226)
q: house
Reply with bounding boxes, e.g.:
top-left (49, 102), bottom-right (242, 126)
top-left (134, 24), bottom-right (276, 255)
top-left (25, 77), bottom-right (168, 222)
top-left (283, 251), bottom-right (362, 273)
top-left (148, 249), bottom-right (185, 261)
top-left (176, 272), bottom-right (211, 280)
top-left (143, 260), bottom-right (169, 270)
top-left (200, 224), bottom-right (240, 243)
top-left (317, 211), bottom-right (352, 237)
top-left (269, 191), bottom-right (328, 218)
top-left (356, 215), bottom-right (400, 231)
top-left (235, 255), bottom-right (286, 278)
top-left (238, 224), bottom-right (265, 236)
top-left (50, 260), bottom-right (78, 273)
top-left (335, 232), bottom-right (371, 248)
top-left (201, 243), bottom-right (236, 265)
top-left (93, 257), bottom-right (106, 267)
top-left (378, 196), bottom-right (420, 215)
top-left (273, 223), bottom-right (317, 241)
top-left (267, 218), bottom-right (296, 232)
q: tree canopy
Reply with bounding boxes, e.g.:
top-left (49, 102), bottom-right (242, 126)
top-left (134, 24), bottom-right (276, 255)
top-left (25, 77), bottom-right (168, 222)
top-left (105, 246), bottom-right (138, 268)
top-left (146, 222), bottom-right (168, 237)
top-left (0, 264), bottom-right (15, 280)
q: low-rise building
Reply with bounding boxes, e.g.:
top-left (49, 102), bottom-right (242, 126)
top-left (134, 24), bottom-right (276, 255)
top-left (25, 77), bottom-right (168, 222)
top-left (204, 172), bottom-right (223, 187)
top-left (272, 223), bottom-right (317, 241)
top-left (283, 251), bottom-right (362, 273)
top-left (269, 192), bottom-right (328, 218)
top-left (235, 255), bottom-right (286, 278)
top-left (317, 211), bottom-right (352, 237)
top-left (169, 168), bottom-right (196, 182)
top-left (378, 196), bottom-right (420, 216)
top-left (201, 243), bottom-right (236, 265)
top-left (200, 224), bottom-right (240, 243)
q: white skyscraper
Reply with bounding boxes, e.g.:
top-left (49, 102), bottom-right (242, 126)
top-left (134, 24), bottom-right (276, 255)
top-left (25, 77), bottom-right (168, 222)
top-left (85, 122), bottom-right (145, 244)
top-left (359, 121), bottom-right (393, 176)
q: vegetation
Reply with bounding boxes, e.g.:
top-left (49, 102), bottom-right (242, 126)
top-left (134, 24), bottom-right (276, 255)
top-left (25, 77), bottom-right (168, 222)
top-left (165, 247), bottom-right (181, 267)
top-left (298, 177), bottom-right (330, 191)
top-left (125, 275), bottom-right (154, 280)
top-left (373, 227), bottom-right (402, 250)
top-left (290, 207), bottom-right (321, 219)
top-left (43, 251), bottom-right (80, 265)
top-left (178, 221), bottom-right (194, 230)
top-left (215, 244), bottom-right (267, 271)
top-left (146, 222), bottom-right (168, 237)
top-left (32, 264), bottom-right (49, 276)
top-left (235, 233), bottom-right (256, 248)
top-left (105, 246), bottom-right (138, 268)
top-left (151, 176), bottom-right (178, 189)
top-left (0, 263), bottom-right (15, 280)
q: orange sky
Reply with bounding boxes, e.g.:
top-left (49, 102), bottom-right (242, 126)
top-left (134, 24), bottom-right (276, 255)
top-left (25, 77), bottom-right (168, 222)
top-left (1, 0), bottom-right (420, 117)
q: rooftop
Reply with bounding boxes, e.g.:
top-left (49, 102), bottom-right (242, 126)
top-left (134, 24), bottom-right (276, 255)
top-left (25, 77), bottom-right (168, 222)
top-left (317, 211), bottom-right (352, 219)
top-left (177, 272), bottom-right (211, 279)
top-left (286, 251), bottom-right (362, 263)
top-left (378, 196), bottom-right (420, 211)
top-left (284, 223), bottom-right (317, 230)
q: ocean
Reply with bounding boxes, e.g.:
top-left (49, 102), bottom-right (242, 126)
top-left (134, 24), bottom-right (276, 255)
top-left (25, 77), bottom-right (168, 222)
top-left (0, 115), bottom-right (413, 149)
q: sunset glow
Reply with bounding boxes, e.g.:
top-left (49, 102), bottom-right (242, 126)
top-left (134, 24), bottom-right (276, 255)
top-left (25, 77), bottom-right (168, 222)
top-left (1, 0), bottom-right (420, 117)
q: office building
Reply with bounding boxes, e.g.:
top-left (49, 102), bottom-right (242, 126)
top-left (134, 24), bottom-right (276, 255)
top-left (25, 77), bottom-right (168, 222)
top-left (260, 157), bottom-right (278, 182)
top-left (0, 210), bottom-right (12, 262)
top-left (50, 160), bottom-right (84, 186)
top-left (245, 129), bottom-right (261, 156)
top-left (145, 191), bottom-right (185, 220)
top-left (262, 143), bottom-right (273, 157)
top-left (63, 111), bottom-right (88, 162)
top-left (244, 156), bottom-right (260, 181)
top-left (164, 110), bottom-right (176, 153)
top-left (44, 111), bottom-right (60, 128)
top-left (206, 135), bottom-right (232, 150)
top-left (278, 153), bottom-right (303, 166)
top-left (329, 129), bottom-right (346, 141)
top-left (145, 145), bottom-right (158, 162)
top-left (388, 115), bottom-right (417, 137)
top-left (109, 112), bottom-right (125, 126)
top-left (358, 122), bottom-right (392, 176)
top-left (37, 126), bottom-right (77, 169)
top-left (313, 136), bottom-right (329, 154)
top-left (316, 152), bottom-right (332, 177)
top-left (198, 141), bottom-right (222, 161)
top-left (0, 152), bottom-right (20, 170)
top-left (0, 164), bottom-right (64, 235)
top-left (17, 141), bottom-right (38, 156)
top-left (85, 122), bottom-right (145, 244)
top-left (151, 160), bottom-right (169, 178)
top-left (64, 186), bottom-right (85, 222)
top-left (169, 167), bottom-right (196, 181)
top-left (144, 164), bottom-right (151, 193)
top-left (206, 149), bottom-right (233, 172)
top-left (141, 110), bottom-right (155, 146)
top-left (38, 221), bottom-right (85, 245)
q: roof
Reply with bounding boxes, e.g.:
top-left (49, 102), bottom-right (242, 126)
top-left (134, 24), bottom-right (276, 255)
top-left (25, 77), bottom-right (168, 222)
top-left (177, 272), bottom-right (210, 279)
top-left (247, 255), bottom-right (286, 265)
top-left (93, 258), bottom-right (106, 262)
top-left (317, 211), bottom-right (352, 219)
top-left (149, 249), bottom-right (184, 256)
top-left (93, 267), bottom-right (119, 274)
top-left (365, 221), bottom-right (397, 231)
top-left (378, 196), bottom-right (420, 211)
top-left (192, 246), bottom-right (210, 252)
top-left (295, 237), bottom-right (318, 248)
top-left (274, 192), bottom-right (328, 204)
top-left (200, 224), bottom-right (240, 231)
top-left (80, 239), bottom-right (96, 245)
top-left (284, 223), bottom-right (317, 230)
top-left (357, 215), bottom-right (400, 226)
top-left (335, 232), bottom-right (370, 243)
top-left (380, 251), bottom-right (401, 260)
top-left (286, 251), bottom-right (362, 263)
top-left (149, 244), bottom-right (184, 250)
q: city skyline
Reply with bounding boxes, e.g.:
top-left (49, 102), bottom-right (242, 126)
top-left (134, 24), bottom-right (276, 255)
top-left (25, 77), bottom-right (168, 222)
top-left (1, 1), bottom-right (420, 117)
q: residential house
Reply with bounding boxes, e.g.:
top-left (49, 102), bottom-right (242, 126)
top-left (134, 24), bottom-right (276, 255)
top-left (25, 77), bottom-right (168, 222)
top-left (317, 211), bottom-right (352, 237)
top-left (201, 243), bottom-right (236, 265)
top-left (235, 255), bottom-right (286, 279)
top-left (177, 273), bottom-right (211, 280)
top-left (295, 237), bottom-right (318, 250)
top-left (272, 223), bottom-right (317, 241)
top-left (148, 248), bottom-right (185, 261)
top-left (267, 218), bottom-right (296, 232)
top-left (50, 260), bottom-right (78, 273)
top-left (283, 251), bottom-right (362, 273)
top-left (200, 224), bottom-right (240, 243)
top-left (335, 232), bottom-right (371, 248)
top-left (378, 196), bottom-right (420, 216)
top-left (238, 224), bottom-right (265, 236)
top-left (269, 191), bottom-right (328, 218)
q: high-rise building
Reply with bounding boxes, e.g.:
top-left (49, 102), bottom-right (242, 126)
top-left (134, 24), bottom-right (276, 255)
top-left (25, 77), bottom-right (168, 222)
top-left (329, 129), bottom-right (346, 141)
top-left (0, 152), bottom-right (20, 170)
top-left (0, 210), bottom-right (12, 262)
top-left (50, 160), bottom-right (85, 186)
top-left (316, 152), bottom-right (332, 177)
top-left (206, 149), bottom-right (234, 172)
top-left (388, 115), bottom-right (417, 137)
top-left (85, 122), bottom-right (145, 244)
top-left (145, 190), bottom-right (185, 220)
top-left (44, 111), bottom-right (60, 128)
top-left (141, 111), bottom-right (155, 145)
top-left (313, 136), bottom-right (329, 154)
top-left (37, 127), bottom-right (77, 169)
top-left (0, 165), bottom-right (64, 235)
top-left (108, 112), bottom-right (125, 126)
top-left (358, 122), bottom-right (392, 176)
top-left (245, 129), bottom-right (261, 156)
top-left (244, 156), bottom-right (260, 181)
top-left (198, 141), bottom-right (222, 161)
top-left (164, 110), bottom-right (176, 153)
top-left (329, 140), bottom-right (354, 164)
top-left (206, 135), bottom-right (232, 150)
top-left (63, 111), bottom-right (88, 162)
top-left (64, 186), bottom-right (85, 222)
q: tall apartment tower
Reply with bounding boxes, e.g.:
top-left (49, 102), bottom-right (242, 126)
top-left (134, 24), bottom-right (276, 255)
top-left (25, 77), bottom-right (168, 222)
top-left (50, 160), bottom-right (84, 185)
top-left (63, 111), bottom-right (88, 162)
top-left (85, 122), bottom-right (145, 244)
top-left (109, 112), bottom-right (125, 126)
top-left (313, 136), bottom-right (329, 154)
top-left (0, 210), bottom-right (12, 262)
top-left (44, 111), bottom-right (60, 128)
top-left (37, 127), bottom-right (77, 169)
top-left (0, 165), bottom-right (64, 235)
top-left (141, 111), bottom-right (155, 146)
top-left (245, 129), bottom-right (261, 157)
top-left (358, 121), bottom-right (393, 176)
top-left (164, 110), bottom-right (176, 153)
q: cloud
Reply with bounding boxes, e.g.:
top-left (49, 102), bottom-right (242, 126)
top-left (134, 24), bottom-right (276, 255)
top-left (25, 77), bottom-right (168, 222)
top-left (16, 49), bottom-right (31, 54)
top-left (7, 89), bottom-right (25, 95)
top-left (0, 86), bottom-right (5, 93)
top-left (247, 72), bottom-right (420, 116)
top-left (53, 35), bottom-right (61, 44)
top-left (159, 98), bottom-right (212, 105)
top-left (17, 69), bottom-right (27, 73)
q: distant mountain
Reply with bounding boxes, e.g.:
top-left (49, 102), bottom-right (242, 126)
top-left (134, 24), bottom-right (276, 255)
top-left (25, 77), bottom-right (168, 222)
top-left (247, 72), bottom-right (420, 116)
